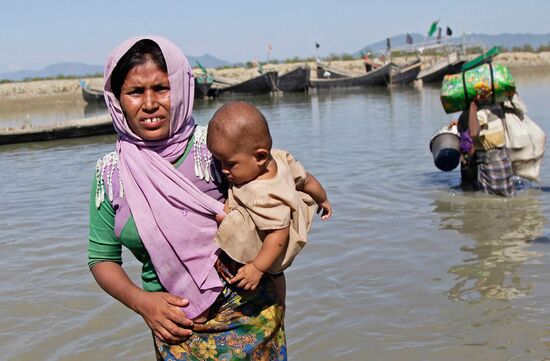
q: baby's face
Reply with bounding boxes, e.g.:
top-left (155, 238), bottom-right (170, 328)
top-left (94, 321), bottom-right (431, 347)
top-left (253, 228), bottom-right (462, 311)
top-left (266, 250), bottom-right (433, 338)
top-left (209, 142), bottom-right (262, 186)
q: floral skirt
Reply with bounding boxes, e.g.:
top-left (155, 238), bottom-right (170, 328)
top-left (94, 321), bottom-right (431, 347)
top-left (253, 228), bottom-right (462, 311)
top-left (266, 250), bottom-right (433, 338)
top-left (154, 254), bottom-right (287, 361)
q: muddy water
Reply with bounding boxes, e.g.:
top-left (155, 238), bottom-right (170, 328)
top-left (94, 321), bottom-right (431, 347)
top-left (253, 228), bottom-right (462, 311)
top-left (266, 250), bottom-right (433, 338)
top-left (1, 68), bottom-right (550, 360)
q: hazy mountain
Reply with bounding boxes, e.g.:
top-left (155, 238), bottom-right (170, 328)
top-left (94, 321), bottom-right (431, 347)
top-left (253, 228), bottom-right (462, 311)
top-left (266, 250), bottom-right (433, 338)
top-left (464, 33), bottom-right (550, 49)
top-left (357, 32), bottom-right (550, 54)
top-left (188, 54), bottom-right (231, 68)
top-left (0, 54), bottom-right (232, 81)
top-left (0, 62), bottom-right (103, 81)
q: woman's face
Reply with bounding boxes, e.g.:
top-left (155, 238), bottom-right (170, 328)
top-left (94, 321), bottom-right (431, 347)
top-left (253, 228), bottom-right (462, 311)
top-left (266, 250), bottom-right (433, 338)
top-left (119, 59), bottom-right (171, 141)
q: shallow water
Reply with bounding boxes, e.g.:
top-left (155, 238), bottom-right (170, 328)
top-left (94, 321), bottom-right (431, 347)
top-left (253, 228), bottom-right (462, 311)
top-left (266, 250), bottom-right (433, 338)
top-left (0, 94), bottom-right (106, 129)
top-left (1, 68), bottom-right (550, 360)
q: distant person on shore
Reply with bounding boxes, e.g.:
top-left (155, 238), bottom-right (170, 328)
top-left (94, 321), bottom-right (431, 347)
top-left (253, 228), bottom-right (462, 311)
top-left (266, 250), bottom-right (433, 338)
top-left (88, 36), bottom-right (288, 360)
top-left (207, 101), bottom-right (332, 293)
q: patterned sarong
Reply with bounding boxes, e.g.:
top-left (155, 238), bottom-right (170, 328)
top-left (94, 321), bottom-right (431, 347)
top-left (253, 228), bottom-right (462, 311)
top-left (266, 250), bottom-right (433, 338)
top-left (154, 254), bottom-right (287, 361)
top-left (476, 148), bottom-right (515, 197)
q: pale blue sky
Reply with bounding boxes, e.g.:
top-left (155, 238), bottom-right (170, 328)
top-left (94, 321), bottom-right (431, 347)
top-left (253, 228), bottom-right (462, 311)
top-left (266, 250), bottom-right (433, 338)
top-left (1, 0), bottom-right (548, 73)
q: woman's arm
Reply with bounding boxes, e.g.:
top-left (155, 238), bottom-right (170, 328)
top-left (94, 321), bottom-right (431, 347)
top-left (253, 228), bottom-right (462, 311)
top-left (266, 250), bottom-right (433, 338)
top-left (298, 172), bottom-right (332, 220)
top-left (91, 261), bottom-right (193, 343)
top-left (230, 227), bottom-right (289, 290)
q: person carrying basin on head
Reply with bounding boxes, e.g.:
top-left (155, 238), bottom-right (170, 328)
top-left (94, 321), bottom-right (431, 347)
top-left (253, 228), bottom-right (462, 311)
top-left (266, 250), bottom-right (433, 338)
top-left (441, 63), bottom-right (545, 197)
top-left (450, 95), bottom-right (515, 197)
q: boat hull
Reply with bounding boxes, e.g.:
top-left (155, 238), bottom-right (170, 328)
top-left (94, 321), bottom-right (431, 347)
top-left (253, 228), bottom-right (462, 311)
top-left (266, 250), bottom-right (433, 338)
top-left (0, 115), bottom-right (114, 145)
top-left (390, 59), bottom-right (422, 85)
top-left (278, 66), bottom-right (310, 92)
top-left (309, 63), bottom-right (392, 89)
top-left (194, 77), bottom-right (213, 98)
top-left (418, 52), bottom-right (464, 83)
top-left (316, 63), bottom-right (351, 79)
top-left (81, 86), bottom-right (105, 104)
top-left (217, 71), bottom-right (279, 95)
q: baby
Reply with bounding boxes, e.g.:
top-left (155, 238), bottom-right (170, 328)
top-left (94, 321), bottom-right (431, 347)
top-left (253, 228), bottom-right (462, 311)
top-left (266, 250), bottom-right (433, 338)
top-left (207, 101), bottom-right (332, 291)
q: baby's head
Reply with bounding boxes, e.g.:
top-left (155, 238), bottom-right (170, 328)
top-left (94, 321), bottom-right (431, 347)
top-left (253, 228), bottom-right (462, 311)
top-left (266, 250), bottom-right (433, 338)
top-left (207, 101), bottom-right (273, 186)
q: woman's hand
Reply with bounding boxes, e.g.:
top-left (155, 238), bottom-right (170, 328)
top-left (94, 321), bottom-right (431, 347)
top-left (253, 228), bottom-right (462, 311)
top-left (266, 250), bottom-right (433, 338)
top-left (230, 262), bottom-right (264, 290)
top-left (317, 199), bottom-right (333, 220)
top-left (134, 291), bottom-right (194, 344)
top-left (90, 262), bottom-right (194, 344)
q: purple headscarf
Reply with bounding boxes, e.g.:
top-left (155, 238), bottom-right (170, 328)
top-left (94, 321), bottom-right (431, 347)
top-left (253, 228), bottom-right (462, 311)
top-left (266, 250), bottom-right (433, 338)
top-left (104, 36), bottom-right (224, 319)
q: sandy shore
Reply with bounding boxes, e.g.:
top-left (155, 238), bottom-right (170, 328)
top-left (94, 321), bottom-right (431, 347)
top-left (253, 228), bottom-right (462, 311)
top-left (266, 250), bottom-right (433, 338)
top-left (0, 78), bottom-right (103, 103)
top-left (1, 52), bottom-right (548, 102)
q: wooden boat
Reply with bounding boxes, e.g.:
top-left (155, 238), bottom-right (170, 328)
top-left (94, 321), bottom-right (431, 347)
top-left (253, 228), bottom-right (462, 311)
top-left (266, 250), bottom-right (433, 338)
top-left (211, 75), bottom-right (236, 85)
top-left (309, 63), bottom-right (393, 89)
top-left (216, 71), bottom-right (279, 95)
top-left (194, 74), bottom-right (214, 98)
top-left (80, 80), bottom-right (104, 104)
top-left (0, 115), bottom-right (114, 145)
top-left (390, 59), bottom-right (422, 85)
top-left (277, 65), bottom-right (310, 92)
top-left (315, 62), bottom-right (355, 79)
top-left (417, 52), bottom-right (464, 83)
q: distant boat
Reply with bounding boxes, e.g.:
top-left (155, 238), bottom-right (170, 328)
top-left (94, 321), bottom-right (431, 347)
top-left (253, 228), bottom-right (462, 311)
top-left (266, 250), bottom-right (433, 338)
top-left (309, 63), bottom-right (393, 89)
top-left (417, 52), bottom-right (464, 83)
top-left (460, 46), bottom-right (501, 71)
top-left (80, 80), bottom-right (104, 104)
top-left (0, 115), bottom-right (114, 145)
top-left (194, 74), bottom-right (214, 98)
top-left (390, 58), bottom-right (422, 85)
top-left (211, 75), bottom-right (237, 85)
top-left (216, 71), bottom-right (279, 95)
top-left (315, 62), bottom-right (356, 79)
top-left (278, 65), bottom-right (310, 92)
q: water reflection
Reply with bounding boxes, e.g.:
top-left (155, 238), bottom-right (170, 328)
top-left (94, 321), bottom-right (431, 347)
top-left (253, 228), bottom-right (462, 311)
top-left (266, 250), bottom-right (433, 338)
top-left (0, 94), bottom-right (107, 128)
top-left (84, 101), bottom-right (107, 116)
top-left (433, 193), bottom-right (545, 302)
top-left (0, 133), bottom-right (115, 153)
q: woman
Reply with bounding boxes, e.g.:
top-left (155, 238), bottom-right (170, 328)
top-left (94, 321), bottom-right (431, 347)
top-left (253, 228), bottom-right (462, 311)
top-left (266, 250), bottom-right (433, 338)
top-left (88, 36), bottom-right (286, 360)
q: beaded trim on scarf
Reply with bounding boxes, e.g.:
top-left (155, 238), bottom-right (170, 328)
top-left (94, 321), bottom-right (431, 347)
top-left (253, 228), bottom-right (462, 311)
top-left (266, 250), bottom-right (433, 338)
top-left (95, 126), bottom-right (220, 209)
top-left (193, 125), bottom-right (222, 184)
top-left (95, 151), bottom-right (122, 209)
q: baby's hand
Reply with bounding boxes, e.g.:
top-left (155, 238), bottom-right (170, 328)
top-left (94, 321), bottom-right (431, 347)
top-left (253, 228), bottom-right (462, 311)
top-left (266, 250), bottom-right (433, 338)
top-left (214, 201), bottom-right (230, 225)
top-left (317, 199), bottom-right (332, 220)
top-left (230, 262), bottom-right (264, 291)
top-left (215, 213), bottom-right (225, 225)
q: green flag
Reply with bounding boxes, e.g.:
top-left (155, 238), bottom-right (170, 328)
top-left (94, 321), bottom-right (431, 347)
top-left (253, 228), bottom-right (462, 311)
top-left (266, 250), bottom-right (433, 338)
top-left (196, 61), bottom-right (208, 74)
top-left (428, 20), bottom-right (439, 37)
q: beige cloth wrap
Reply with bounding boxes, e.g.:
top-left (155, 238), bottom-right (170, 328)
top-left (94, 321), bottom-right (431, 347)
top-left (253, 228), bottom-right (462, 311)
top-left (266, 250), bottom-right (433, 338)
top-left (502, 95), bottom-right (546, 182)
top-left (474, 107), bottom-right (507, 151)
top-left (213, 149), bottom-right (317, 274)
